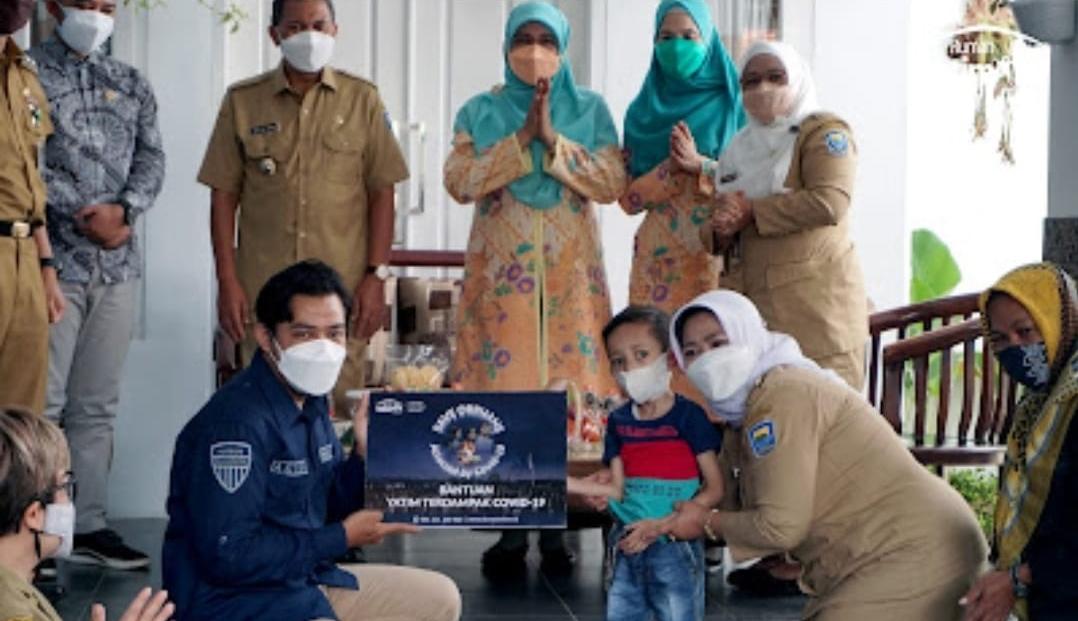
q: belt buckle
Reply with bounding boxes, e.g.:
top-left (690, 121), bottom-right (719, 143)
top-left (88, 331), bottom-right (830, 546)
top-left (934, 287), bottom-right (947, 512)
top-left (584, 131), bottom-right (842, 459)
top-left (11, 221), bottom-right (31, 238)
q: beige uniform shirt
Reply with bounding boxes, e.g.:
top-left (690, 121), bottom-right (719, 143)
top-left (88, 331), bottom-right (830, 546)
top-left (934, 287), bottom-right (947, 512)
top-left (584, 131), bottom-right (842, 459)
top-left (716, 114), bottom-right (868, 379)
top-left (198, 64), bottom-right (409, 297)
top-left (718, 366), bottom-right (986, 619)
top-left (0, 39), bottom-right (51, 223)
top-left (0, 565), bottom-right (61, 621)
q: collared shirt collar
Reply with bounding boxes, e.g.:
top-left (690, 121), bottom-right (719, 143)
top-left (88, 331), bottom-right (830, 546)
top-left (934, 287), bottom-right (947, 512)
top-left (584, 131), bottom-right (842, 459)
top-left (249, 349), bottom-right (328, 424)
top-left (272, 61), bottom-right (338, 95)
top-left (39, 35), bottom-right (102, 67)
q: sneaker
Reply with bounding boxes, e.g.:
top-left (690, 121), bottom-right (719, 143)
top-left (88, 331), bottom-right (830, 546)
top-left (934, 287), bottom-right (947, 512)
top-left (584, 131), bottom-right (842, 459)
top-left (704, 544), bottom-right (724, 574)
top-left (68, 529), bottom-right (150, 570)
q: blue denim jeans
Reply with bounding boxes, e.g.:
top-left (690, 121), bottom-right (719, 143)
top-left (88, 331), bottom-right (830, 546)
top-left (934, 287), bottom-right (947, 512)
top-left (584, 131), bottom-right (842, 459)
top-left (605, 526), bottom-right (705, 621)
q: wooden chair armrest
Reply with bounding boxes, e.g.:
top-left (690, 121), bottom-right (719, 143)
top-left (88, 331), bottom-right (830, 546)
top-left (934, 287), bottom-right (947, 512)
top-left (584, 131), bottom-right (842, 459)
top-left (882, 319), bottom-right (982, 365)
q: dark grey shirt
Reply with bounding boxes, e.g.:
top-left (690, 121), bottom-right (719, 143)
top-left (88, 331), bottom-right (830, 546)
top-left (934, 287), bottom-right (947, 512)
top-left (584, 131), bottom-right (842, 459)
top-left (29, 36), bottom-right (165, 284)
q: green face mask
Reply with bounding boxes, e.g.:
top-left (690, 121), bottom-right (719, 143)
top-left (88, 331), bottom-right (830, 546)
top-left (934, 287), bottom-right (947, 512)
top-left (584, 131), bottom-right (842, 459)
top-left (655, 38), bottom-right (708, 80)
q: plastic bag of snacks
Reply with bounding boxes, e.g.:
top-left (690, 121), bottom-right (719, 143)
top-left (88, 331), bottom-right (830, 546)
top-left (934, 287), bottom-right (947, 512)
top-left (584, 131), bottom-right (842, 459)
top-left (549, 379), bottom-right (621, 461)
top-left (385, 344), bottom-right (450, 391)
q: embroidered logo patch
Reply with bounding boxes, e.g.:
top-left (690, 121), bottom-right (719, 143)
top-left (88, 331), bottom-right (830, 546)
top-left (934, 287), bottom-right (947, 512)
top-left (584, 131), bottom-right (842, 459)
top-left (748, 420), bottom-right (777, 458)
top-left (823, 130), bottom-right (849, 157)
top-left (319, 443), bottom-right (334, 463)
top-left (270, 458), bottom-right (309, 477)
top-left (210, 442), bottom-right (252, 493)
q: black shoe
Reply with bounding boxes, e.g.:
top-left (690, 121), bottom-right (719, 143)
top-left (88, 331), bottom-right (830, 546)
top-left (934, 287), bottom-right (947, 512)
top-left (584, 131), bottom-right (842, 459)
top-left (481, 543), bottom-right (527, 578)
top-left (69, 529), bottom-right (150, 570)
top-left (539, 547), bottom-right (575, 576)
top-left (727, 565), bottom-right (801, 597)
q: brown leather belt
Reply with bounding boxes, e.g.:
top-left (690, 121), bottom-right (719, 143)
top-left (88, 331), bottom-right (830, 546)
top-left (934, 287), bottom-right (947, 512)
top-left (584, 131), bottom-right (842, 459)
top-left (0, 220), bottom-right (42, 239)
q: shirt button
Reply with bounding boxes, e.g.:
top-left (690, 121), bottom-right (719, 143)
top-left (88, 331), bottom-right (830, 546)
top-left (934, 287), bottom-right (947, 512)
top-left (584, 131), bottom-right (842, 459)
top-left (302, 109), bottom-right (310, 116)
top-left (299, 231), bottom-right (307, 239)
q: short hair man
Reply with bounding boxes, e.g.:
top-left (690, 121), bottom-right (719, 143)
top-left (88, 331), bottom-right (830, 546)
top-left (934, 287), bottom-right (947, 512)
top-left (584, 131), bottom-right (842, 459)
top-left (163, 261), bottom-right (460, 621)
top-left (201, 0), bottom-right (408, 412)
top-left (30, 0), bottom-right (166, 570)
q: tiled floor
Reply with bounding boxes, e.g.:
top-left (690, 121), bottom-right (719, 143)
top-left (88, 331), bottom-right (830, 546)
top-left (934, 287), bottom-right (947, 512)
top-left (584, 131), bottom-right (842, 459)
top-left (47, 519), bottom-right (804, 620)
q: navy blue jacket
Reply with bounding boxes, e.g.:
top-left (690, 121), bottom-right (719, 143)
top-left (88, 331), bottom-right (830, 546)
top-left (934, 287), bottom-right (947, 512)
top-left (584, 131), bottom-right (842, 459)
top-left (163, 352), bottom-right (365, 621)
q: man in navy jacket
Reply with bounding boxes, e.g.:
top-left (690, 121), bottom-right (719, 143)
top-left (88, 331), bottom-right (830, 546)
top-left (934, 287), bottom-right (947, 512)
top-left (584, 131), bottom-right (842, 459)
top-left (163, 260), bottom-right (460, 621)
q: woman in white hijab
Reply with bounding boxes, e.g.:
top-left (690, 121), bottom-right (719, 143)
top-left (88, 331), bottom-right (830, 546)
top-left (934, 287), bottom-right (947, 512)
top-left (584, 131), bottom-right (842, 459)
top-left (661, 291), bottom-right (987, 620)
top-left (673, 41), bottom-right (868, 390)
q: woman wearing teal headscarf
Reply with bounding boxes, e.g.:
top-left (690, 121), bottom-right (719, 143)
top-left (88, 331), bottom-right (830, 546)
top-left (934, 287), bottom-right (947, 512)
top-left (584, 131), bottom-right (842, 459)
top-left (620, 0), bottom-right (745, 404)
top-left (443, 1), bottom-right (627, 574)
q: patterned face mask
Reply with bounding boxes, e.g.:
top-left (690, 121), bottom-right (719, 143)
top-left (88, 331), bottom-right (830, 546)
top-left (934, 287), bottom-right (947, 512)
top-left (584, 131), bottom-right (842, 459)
top-left (997, 341), bottom-right (1051, 390)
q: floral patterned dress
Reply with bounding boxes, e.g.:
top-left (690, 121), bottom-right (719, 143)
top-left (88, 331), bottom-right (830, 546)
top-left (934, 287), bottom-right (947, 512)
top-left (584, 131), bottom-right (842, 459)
top-left (444, 131), bottom-right (627, 405)
top-left (621, 159), bottom-right (722, 310)
top-left (621, 159), bottom-right (722, 407)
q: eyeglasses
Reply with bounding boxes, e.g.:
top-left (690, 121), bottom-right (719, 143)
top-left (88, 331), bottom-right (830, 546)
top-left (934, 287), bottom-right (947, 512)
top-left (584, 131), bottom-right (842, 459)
top-left (45, 471), bottom-right (77, 503)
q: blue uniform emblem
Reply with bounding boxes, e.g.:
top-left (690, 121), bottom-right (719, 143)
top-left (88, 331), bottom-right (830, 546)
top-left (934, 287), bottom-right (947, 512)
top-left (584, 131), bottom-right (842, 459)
top-left (210, 441), bottom-right (252, 493)
top-left (823, 130), bottom-right (849, 157)
top-left (748, 420), bottom-right (777, 458)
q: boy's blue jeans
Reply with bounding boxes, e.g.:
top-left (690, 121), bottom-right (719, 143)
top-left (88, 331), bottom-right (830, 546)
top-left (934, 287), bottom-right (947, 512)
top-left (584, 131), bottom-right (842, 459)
top-left (606, 525), bottom-right (705, 621)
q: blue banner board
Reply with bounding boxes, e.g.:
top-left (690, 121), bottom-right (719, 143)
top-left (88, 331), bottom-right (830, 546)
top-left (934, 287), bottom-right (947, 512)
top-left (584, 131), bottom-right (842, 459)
top-left (366, 391), bottom-right (568, 528)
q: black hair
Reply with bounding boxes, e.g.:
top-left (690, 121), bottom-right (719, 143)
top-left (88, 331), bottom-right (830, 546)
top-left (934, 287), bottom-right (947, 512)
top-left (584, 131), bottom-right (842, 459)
top-left (602, 306), bottom-right (671, 353)
top-left (255, 260), bottom-right (351, 332)
top-left (673, 306), bottom-right (717, 349)
top-left (271, 0), bottom-right (336, 27)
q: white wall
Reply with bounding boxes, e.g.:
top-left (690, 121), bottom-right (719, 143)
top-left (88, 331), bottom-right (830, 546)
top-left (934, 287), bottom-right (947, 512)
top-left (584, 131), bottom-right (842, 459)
top-left (814, 0), bottom-right (911, 313)
top-left (906, 0), bottom-right (1049, 294)
top-left (106, 6), bottom-right (219, 518)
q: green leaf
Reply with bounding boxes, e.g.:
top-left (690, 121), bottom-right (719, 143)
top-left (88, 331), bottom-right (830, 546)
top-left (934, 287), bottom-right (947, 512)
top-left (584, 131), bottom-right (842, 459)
top-left (910, 229), bottom-right (962, 302)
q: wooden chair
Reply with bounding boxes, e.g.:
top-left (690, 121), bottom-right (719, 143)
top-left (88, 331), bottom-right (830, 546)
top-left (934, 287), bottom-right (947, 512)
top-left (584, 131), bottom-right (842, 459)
top-left (879, 318), bottom-right (1018, 468)
top-left (867, 293), bottom-right (981, 408)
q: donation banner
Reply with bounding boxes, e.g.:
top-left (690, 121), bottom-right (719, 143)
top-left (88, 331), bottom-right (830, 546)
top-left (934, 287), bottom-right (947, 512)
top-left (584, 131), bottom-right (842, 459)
top-left (366, 391), bottom-right (567, 528)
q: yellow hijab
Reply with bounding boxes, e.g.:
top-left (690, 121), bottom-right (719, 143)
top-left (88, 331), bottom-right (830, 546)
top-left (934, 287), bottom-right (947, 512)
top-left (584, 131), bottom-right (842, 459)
top-left (980, 262), bottom-right (1078, 620)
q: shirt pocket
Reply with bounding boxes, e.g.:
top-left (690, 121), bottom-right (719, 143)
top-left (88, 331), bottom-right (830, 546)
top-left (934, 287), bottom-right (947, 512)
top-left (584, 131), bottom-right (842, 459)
top-left (266, 457), bottom-right (315, 519)
top-left (240, 133), bottom-right (289, 186)
top-left (322, 132), bottom-right (365, 185)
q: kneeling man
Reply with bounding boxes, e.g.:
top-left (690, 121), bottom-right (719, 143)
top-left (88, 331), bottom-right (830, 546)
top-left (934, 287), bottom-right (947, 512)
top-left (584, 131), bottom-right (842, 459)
top-left (163, 260), bottom-right (461, 621)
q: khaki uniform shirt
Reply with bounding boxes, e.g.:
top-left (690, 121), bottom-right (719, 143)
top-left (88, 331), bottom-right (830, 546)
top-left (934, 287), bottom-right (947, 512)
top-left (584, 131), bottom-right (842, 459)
top-left (0, 565), bottom-right (61, 621)
top-left (0, 39), bottom-right (52, 223)
top-left (198, 64), bottom-right (409, 297)
top-left (717, 113), bottom-right (868, 365)
top-left (718, 367), bottom-right (986, 619)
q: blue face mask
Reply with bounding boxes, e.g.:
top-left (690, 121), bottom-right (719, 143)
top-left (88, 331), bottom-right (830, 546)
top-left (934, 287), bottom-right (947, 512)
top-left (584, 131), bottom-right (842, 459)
top-left (997, 342), bottom-right (1050, 390)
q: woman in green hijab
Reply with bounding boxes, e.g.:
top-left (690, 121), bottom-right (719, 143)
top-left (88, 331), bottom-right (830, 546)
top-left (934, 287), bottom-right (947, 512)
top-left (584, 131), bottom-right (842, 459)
top-left (620, 0), bottom-right (744, 404)
top-left (443, 1), bottom-right (627, 575)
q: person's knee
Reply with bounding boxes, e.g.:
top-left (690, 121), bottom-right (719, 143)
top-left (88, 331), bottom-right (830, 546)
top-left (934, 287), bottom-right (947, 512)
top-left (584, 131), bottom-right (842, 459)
top-left (426, 571), bottom-right (462, 621)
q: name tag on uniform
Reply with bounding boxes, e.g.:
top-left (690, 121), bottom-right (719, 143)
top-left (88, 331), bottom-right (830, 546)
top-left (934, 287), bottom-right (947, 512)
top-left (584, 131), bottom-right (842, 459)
top-left (249, 121), bottom-right (280, 136)
top-left (270, 458), bottom-right (309, 477)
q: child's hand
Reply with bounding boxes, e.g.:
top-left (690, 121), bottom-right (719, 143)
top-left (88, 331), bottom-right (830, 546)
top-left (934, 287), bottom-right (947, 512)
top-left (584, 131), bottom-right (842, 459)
top-left (582, 469), bottom-right (613, 511)
top-left (618, 518), bottom-right (665, 555)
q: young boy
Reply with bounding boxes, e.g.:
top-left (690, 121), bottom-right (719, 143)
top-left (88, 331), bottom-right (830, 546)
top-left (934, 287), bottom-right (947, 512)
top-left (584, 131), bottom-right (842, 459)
top-left (568, 306), bottom-right (723, 621)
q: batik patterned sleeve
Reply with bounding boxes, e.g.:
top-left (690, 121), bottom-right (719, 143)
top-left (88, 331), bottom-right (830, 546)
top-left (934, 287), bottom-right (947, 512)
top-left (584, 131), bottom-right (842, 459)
top-left (442, 132), bottom-right (532, 204)
top-left (543, 136), bottom-right (627, 204)
top-left (119, 75), bottom-right (165, 220)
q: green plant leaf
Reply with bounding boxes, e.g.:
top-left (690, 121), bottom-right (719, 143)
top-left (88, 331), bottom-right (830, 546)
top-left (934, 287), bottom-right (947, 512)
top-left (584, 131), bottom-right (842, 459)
top-left (910, 229), bottom-right (962, 302)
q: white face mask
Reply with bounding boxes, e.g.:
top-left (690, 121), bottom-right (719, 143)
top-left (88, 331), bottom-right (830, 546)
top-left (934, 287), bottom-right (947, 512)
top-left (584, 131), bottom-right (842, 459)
top-left (617, 356), bottom-right (672, 405)
top-left (41, 502), bottom-right (75, 558)
top-left (274, 338), bottom-right (346, 396)
top-left (279, 30), bottom-right (335, 74)
top-left (686, 345), bottom-right (756, 403)
top-left (58, 6), bottom-right (114, 56)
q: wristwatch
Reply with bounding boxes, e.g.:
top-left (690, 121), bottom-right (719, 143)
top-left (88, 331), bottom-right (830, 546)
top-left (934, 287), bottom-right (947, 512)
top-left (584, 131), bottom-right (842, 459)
top-left (1010, 563), bottom-right (1029, 599)
top-left (366, 263), bottom-right (391, 281)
